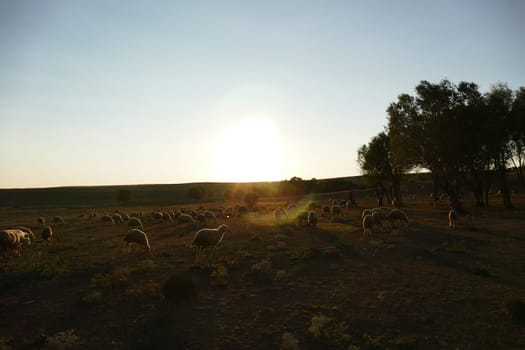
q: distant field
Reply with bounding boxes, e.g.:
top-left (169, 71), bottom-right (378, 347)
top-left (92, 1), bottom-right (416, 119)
top-left (1, 191), bottom-right (524, 349)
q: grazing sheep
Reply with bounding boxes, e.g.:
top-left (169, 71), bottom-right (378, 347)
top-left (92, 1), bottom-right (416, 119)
top-left (177, 213), bottom-right (195, 224)
top-left (37, 217), bottom-right (46, 225)
top-left (195, 212), bottom-right (206, 224)
top-left (152, 211), bottom-right (163, 221)
top-left (389, 209), bottom-right (408, 228)
top-left (295, 210), bottom-right (309, 226)
top-left (391, 198), bottom-right (398, 208)
top-left (121, 212), bottom-right (130, 221)
top-left (124, 229), bottom-right (151, 253)
top-left (13, 227), bottom-right (36, 241)
top-left (128, 217), bottom-right (143, 230)
top-left (101, 215), bottom-right (114, 224)
top-left (371, 210), bottom-right (390, 232)
top-left (203, 210), bottom-right (217, 223)
top-left (162, 212), bottom-right (174, 223)
top-left (130, 211), bottom-right (143, 218)
top-left (112, 213), bottom-right (124, 224)
top-left (0, 229), bottom-right (31, 257)
top-left (448, 208), bottom-right (457, 229)
top-left (362, 214), bottom-right (374, 238)
top-left (361, 209), bottom-right (372, 219)
top-left (307, 211), bottom-right (318, 230)
top-left (53, 216), bottom-right (65, 224)
top-left (41, 226), bottom-right (53, 245)
top-left (330, 205), bottom-right (343, 222)
top-left (222, 207), bottom-right (234, 219)
top-left (273, 208), bottom-right (287, 224)
top-left (190, 224), bottom-right (230, 264)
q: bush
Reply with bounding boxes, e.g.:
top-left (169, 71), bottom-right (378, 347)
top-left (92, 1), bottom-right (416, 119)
top-left (210, 264), bottom-right (229, 286)
top-left (308, 314), bottom-right (351, 347)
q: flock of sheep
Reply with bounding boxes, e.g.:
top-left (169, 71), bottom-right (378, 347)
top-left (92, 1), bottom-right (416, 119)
top-left (1, 198), bottom-right (460, 263)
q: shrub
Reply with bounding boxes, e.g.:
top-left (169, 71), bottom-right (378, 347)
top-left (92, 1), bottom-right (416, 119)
top-left (43, 329), bottom-right (80, 350)
top-left (210, 264), bottom-right (229, 286)
top-left (308, 314), bottom-right (351, 347)
top-left (251, 259), bottom-right (273, 274)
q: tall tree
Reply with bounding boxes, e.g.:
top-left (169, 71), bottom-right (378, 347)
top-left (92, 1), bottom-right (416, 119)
top-left (510, 87), bottom-right (525, 188)
top-left (358, 132), bottom-right (405, 207)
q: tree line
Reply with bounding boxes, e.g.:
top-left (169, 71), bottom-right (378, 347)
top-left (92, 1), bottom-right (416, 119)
top-left (358, 79), bottom-right (525, 210)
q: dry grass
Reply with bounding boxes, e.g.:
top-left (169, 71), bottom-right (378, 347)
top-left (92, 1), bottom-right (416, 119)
top-left (0, 195), bottom-right (524, 349)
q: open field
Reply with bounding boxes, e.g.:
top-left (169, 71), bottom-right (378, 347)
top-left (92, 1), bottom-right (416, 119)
top-left (1, 193), bottom-right (524, 349)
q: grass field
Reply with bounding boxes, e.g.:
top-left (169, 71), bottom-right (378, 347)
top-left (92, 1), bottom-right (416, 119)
top-left (1, 192), bottom-right (524, 349)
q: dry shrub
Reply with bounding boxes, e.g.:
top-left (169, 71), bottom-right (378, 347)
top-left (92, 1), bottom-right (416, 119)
top-left (308, 313), bottom-right (351, 348)
top-left (210, 264), bottom-right (229, 286)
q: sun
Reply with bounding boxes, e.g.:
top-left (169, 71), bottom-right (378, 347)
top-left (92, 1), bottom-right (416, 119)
top-left (211, 119), bottom-right (284, 182)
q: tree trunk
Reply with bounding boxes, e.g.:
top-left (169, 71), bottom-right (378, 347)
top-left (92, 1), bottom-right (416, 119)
top-left (374, 182), bottom-right (385, 207)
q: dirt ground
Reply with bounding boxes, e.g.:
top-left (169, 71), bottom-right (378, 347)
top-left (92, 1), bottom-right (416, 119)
top-left (1, 195), bottom-right (524, 349)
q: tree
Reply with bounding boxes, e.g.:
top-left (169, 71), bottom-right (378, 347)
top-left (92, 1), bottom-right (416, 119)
top-left (358, 132), bottom-right (405, 206)
top-left (510, 87), bottom-right (525, 188)
top-left (116, 189), bottom-right (132, 204)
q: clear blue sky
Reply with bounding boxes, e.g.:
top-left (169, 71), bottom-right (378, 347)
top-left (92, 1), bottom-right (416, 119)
top-left (1, 0), bottom-right (524, 188)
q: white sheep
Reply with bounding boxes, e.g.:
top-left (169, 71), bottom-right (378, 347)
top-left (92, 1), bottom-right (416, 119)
top-left (391, 198), bottom-right (398, 208)
top-left (112, 213), bottom-right (124, 224)
top-left (195, 212), bottom-right (206, 224)
top-left (162, 212), bottom-right (174, 223)
top-left (330, 205), bottom-right (344, 222)
top-left (190, 224), bottom-right (230, 264)
top-left (128, 217), bottom-right (143, 230)
top-left (361, 209), bottom-right (372, 219)
top-left (0, 229), bottom-right (31, 257)
top-left (124, 229), bottom-right (151, 253)
top-left (41, 226), bottom-right (53, 246)
top-left (37, 217), bottom-right (46, 225)
top-left (389, 209), bottom-right (408, 228)
top-left (307, 211), bottom-right (318, 230)
top-left (101, 215), bottom-right (114, 224)
top-left (448, 208), bottom-right (457, 229)
top-left (14, 227), bottom-right (36, 241)
top-left (362, 214), bottom-right (374, 238)
top-left (203, 210), bottom-right (217, 223)
top-left (177, 213), bottom-right (195, 224)
top-left (371, 208), bottom-right (391, 231)
top-left (53, 216), bottom-right (65, 224)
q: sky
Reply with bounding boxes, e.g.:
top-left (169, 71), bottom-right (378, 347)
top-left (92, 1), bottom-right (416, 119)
top-left (1, 0), bottom-right (524, 188)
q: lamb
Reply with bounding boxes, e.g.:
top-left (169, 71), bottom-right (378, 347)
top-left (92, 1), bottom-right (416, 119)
top-left (177, 213), bottom-right (195, 224)
top-left (307, 211), bottom-right (318, 230)
top-left (189, 224), bottom-right (230, 264)
top-left (41, 226), bottom-right (53, 245)
top-left (362, 214), bottom-right (374, 238)
top-left (101, 215), bottom-right (114, 224)
top-left (124, 229), bottom-right (151, 253)
top-left (330, 205), bottom-right (343, 222)
top-left (389, 209), bottom-right (408, 228)
top-left (448, 208), bottom-right (457, 229)
top-left (0, 229), bottom-right (31, 257)
top-left (37, 216), bottom-right (46, 225)
top-left (53, 216), bottom-right (65, 224)
top-left (128, 217), bottom-right (144, 230)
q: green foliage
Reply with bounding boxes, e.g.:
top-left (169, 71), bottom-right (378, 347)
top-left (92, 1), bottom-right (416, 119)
top-left (43, 329), bottom-right (80, 350)
top-left (281, 331), bottom-right (300, 350)
top-left (308, 314), bottom-right (351, 347)
top-left (210, 264), bottom-right (229, 286)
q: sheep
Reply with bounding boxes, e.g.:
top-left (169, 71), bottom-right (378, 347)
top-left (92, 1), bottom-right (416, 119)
top-left (361, 209), bottom-right (372, 219)
top-left (203, 210), bottom-right (217, 223)
top-left (195, 212), bottom-right (206, 224)
top-left (41, 226), bottom-right (53, 245)
top-left (371, 209), bottom-right (390, 232)
top-left (322, 206), bottom-right (330, 218)
top-left (152, 211), bottom-right (163, 221)
top-left (362, 214), bottom-right (374, 238)
top-left (448, 208), bottom-right (457, 229)
top-left (130, 211), bottom-right (143, 218)
top-left (0, 229), bottom-right (31, 257)
top-left (14, 227), bottom-right (36, 241)
top-left (222, 207), bottom-right (234, 219)
top-left (121, 212), bottom-right (130, 221)
top-left (101, 215), bottom-right (114, 224)
top-left (307, 211), bottom-right (318, 230)
top-left (37, 216), bottom-right (46, 225)
top-left (189, 224), bottom-right (230, 264)
top-left (162, 212), bottom-right (174, 223)
top-left (391, 198), bottom-right (398, 208)
top-left (295, 210), bottom-right (309, 226)
top-left (330, 205), bottom-right (343, 222)
top-left (124, 229), bottom-right (151, 254)
top-left (389, 209), bottom-right (408, 228)
top-left (53, 216), bottom-right (65, 224)
top-left (112, 213), bottom-right (124, 224)
top-left (273, 208), bottom-right (287, 224)
top-left (128, 217), bottom-right (143, 230)
top-left (177, 213), bottom-right (195, 224)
